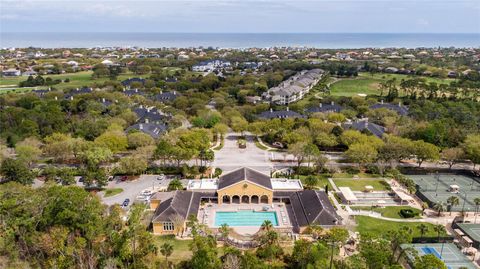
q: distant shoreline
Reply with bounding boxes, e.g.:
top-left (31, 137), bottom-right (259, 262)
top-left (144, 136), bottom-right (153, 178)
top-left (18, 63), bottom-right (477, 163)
top-left (2, 32), bottom-right (479, 49)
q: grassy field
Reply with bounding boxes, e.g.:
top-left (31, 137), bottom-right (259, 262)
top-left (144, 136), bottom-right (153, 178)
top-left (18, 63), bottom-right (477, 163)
top-left (298, 174), bottom-right (332, 190)
top-left (103, 188), bottom-right (124, 197)
top-left (350, 206), bottom-right (422, 219)
top-left (329, 77), bottom-right (381, 97)
top-left (332, 173), bottom-right (381, 179)
top-left (333, 178), bottom-right (389, 191)
top-left (355, 216), bottom-right (446, 237)
top-left (155, 235), bottom-right (193, 263)
top-left (0, 71), bottom-right (150, 93)
top-left (358, 72), bottom-right (455, 85)
top-left (329, 72), bottom-right (454, 97)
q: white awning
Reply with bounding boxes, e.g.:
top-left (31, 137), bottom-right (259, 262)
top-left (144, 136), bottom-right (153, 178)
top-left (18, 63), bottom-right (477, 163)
top-left (463, 236), bottom-right (473, 244)
top-left (339, 187), bottom-right (357, 201)
top-left (393, 188), bottom-right (412, 201)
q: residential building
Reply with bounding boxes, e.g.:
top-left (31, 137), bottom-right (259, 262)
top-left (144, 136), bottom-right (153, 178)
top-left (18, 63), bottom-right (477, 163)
top-left (258, 108), bottom-right (305, 119)
top-left (263, 69), bottom-right (324, 105)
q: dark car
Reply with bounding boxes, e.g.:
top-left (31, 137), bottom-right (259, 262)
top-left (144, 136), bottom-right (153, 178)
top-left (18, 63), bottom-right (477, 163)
top-left (122, 198), bottom-right (130, 207)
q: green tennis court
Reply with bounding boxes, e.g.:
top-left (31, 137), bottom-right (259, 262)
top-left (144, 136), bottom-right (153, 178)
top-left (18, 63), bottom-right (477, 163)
top-left (401, 243), bottom-right (476, 269)
top-left (409, 174), bottom-right (480, 212)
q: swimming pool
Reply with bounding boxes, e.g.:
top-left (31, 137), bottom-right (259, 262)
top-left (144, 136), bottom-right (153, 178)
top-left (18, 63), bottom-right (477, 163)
top-left (215, 210), bottom-right (279, 227)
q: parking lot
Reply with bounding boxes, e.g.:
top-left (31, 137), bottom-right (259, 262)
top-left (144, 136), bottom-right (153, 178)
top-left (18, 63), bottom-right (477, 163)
top-left (100, 174), bottom-right (172, 206)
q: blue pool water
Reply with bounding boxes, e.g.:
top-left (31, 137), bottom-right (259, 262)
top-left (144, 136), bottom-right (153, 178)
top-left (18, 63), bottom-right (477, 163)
top-left (421, 247), bottom-right (441, 259)
top-left (215, 211), bottom-right (278, 227)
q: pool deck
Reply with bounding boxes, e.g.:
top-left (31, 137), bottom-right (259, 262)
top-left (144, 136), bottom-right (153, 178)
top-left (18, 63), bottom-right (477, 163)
top-left (198, 202), bottom-right (293, 235)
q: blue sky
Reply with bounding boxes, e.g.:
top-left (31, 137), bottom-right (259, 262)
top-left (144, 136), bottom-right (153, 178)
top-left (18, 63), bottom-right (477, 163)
top-left (1, 0), bottom-right (479, 33)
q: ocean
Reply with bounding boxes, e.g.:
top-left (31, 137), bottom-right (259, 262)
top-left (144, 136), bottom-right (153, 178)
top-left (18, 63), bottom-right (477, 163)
top-left (1, 32), bottom-right (479, 49)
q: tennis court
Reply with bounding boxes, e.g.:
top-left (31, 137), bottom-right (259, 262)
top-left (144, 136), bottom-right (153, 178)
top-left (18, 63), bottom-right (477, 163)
top-left (409, 174), bottom-right (480, 212)
top-left (402, 243), bottom-right (476, 269)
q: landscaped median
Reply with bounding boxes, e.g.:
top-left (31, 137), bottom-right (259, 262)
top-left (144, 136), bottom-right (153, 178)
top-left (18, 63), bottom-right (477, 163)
top-left (104, 188), bottom-right (124, 197)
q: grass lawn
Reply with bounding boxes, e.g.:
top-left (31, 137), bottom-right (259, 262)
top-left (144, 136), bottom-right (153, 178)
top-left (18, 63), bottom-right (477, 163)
top-left (330, 77), bottom-right (381, 97)
top-left (0, 71), bottom-right (151, 93)
top-left (350, 206), bottom-right (422, 219)
top-left (155, 235), bottom-right (193, 262)
top-left (358, 72), bottom-right (455, 85)
top-left (328, 73), bottom-right (454, 97)
top-left (333, 178), bottom-right (389, 191)
top-left (332, 173), bottom-right (381, 179)
top-left (103, 188), bottom-right (124, 197)
top-left (355, 216), bottom-right (446, 238)
top-left (297, 174), bottom-right (332, 190)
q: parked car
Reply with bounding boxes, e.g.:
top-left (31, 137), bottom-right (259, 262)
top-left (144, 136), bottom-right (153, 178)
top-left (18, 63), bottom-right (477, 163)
top-left (157, 174), bottom-right (165, 180)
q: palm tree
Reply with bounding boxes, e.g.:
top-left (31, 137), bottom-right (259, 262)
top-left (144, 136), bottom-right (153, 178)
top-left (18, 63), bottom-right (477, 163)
top-left (417, 224), bottom-right (429, 240)
top-left (474, 198), bottom-right (480, 224)
top-left (304, 175), bottom-right (319, 190)
top-left (447, 196), bottom-right (460, 215)
top-left (421, 202), bottom-right (429, 216)
top-left (261, 220), bottom-right (273, 232)
top-left (433, 224), bottom-right (446, 257)
top-left (433, 202), bottom-right (446, 217)
top-left (160, 242), bottom-right (174, 264)
top-left (219, 223), bottom-right (230, 240)
top-left (167, 178), bottom-right (183, 191)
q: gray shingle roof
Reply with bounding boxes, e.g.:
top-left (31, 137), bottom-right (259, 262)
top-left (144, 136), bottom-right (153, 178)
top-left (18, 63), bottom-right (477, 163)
top-left (277, 190), bottom-right (340, 227)
top-left (258, 109), bottom-right (305, 119)
top-left (218, 167), bottom-right (272, 190)
top-left (126, 123), bottom-right (167, 139)
top-left (306, 103), bottom-right (344, 113)
top-left (154, 91), bottom-right (179, 102)
top-left (151, 191), bottom-right (215, 223)
top-left (370, 103), bottom-right (409, 116)
top-left (345, 120), bottom-right (386, 138)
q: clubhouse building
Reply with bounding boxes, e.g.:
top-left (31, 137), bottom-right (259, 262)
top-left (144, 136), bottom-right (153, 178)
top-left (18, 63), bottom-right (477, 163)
top-left (150, 167), bottom-right (340, 236)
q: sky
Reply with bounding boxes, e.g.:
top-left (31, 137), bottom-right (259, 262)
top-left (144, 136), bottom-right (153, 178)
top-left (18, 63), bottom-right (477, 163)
top-left (1, 0), bottom-right (479, 33)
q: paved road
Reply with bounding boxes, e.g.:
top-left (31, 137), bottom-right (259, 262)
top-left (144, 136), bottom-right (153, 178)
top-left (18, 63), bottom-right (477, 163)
top-left (213, 132), bottom-right (272, 174)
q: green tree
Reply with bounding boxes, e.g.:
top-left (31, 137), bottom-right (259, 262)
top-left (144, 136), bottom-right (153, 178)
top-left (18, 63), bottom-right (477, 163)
top-left (15, 137), bottom-right (42, 166)
top-left (94, 129), bottom-right (128, 153)
top-left (345, 143), bottom-right (378, 169)
top-left (441, 147), bottom-right (465, 169)
top-left (414, 254), bottom-right (447, 269)
top-left (304, 175), bottom-right (319, 189)
top-left (160, 242), bottom-right (174, 264)
top-left (474, 198), bottom-right (480, 224)
top-left (433, 202), bottom-right (446, 217)
top-left (230, 116), bottom-right (248, 135)
top-left (168, 178), bottom-right (183, 191)
top-left (118, 155), bottom-right (148, 175)
top-left (188, 234), bottom-right (222, 269)
top-left (413, 140), bottom-right (440, 167)
top-left (127, 132), bottom-right (154, 149)
top-left (417, 223), bottom-right (429, 239)
top-left (0, 158), bottom-right (34, 185)
top-left (219, 223), bottom-right (230, 240)
top-left (462, 134), bottom-right (480, 169)
top-left (447, 196), bottom-right (460, 215)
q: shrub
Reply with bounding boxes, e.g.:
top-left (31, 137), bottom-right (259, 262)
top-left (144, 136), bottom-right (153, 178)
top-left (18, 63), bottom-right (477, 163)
top-left (399, 209), bottom-right (418, 218)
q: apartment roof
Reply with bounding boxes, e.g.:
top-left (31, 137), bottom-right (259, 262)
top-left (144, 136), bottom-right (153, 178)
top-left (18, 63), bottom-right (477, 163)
top-left (218, 167), bottom-right (272, 190)
top-left (258, 109), bottom-right (305, 119)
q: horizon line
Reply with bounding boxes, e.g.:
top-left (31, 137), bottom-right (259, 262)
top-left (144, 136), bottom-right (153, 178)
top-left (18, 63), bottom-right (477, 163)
top-left (2, 31), bottom-right (480, 35)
